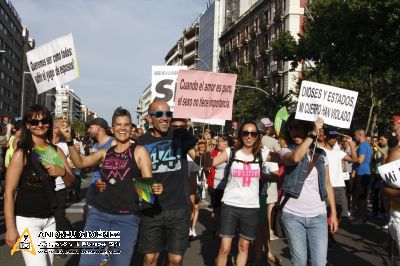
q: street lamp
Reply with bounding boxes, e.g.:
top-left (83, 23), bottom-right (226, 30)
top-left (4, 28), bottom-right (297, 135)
top-left (20, 71), bottom-right (31, 116)
top-left (194, 58), bottom-right (212, 72)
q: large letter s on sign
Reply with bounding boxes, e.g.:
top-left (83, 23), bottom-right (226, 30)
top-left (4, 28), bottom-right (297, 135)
top-left (154, 79), bottom-right (174, 102)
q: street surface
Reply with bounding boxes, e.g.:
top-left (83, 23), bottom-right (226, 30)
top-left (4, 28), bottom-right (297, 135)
top-left (0, 182), bottom-right (398, 265)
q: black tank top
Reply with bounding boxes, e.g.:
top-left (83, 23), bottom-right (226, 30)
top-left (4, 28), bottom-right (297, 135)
top-left (15, 154), bottom-right (54, 218)
top-left (93, 143), bottom-right (141, 214)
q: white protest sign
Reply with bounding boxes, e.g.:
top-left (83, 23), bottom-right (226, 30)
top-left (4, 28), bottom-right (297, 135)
top-left (295, 81), bottom-right (358, 128)
top-left (26, 33), bottom-right (79, 94)
top-left (151, 65), bottom-right (188, 108)
top-left (378, 159), bottom-right (400, 189)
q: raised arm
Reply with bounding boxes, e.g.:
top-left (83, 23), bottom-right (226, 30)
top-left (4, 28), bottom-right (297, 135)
top-left (283, 118), bottom-right (323, 165)
top-left (343, 136), bottom-right (358, 163)
top-left (60, 121), bottom-right (105, 168)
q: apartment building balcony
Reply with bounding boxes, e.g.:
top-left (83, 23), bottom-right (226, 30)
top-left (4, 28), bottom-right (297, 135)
top-left (184, 35), bottom-right (198, 48)
top-left (183, 50), bottom-right (197, 61)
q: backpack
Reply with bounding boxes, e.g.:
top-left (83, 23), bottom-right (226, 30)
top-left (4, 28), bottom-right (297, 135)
top-left (222, 148), bottom-right (268, 187)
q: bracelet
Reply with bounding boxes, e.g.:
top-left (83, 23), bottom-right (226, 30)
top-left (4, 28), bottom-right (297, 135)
top-left (307, 131), bottom-right (317, 140)
top-left (66, 140), bottom-right (74, 146)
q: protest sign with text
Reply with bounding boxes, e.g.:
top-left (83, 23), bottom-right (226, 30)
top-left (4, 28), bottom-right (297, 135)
top-left (151, 65), bottom-right (188, 108)
top-left (173, 70), bottom-right (237, 121)
top-left (295, 81), bottom-right (358, 128)
top-left (26, 33), bottom-right (79, 94)
top-left (378, 159), bottom-right (400, 189)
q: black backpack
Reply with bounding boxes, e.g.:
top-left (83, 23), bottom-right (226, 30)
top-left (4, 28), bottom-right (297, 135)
top-left (222, 148), bottom-right (267, 187)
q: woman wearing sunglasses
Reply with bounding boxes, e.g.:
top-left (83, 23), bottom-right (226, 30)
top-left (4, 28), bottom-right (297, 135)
top-left (280, 114), bottom-right (338, 266)
top-left (204, 122), bottom-right (279, 266)
top-left (4, 105), bottom-right (75, 266)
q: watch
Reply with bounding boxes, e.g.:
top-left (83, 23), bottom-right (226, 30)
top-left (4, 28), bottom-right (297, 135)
top-left (307, 131), bottom-right (317, 140)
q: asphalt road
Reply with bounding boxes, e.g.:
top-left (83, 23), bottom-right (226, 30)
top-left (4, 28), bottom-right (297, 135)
top-left (1, 185), bottom-right (399, 266)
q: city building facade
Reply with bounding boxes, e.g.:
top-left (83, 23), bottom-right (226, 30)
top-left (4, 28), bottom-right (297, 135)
top-left (0, 0), bottom-right (23, 119)
top-left (136, 84), bottom-right (151, 130)
top-left (197, 0), bottom-right (226, 72)
top-left (219, 0), bottom-right (306, 95)
top-left (54, 85), bottom-right (82, 121)
top-left (165, 17), bottom-right (200, 70)
top-left (81, 104), bottom-right (97, 123)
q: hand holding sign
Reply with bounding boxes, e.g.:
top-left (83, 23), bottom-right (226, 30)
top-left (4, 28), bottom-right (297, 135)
top-left (295, 81), bottom-right (358, 128)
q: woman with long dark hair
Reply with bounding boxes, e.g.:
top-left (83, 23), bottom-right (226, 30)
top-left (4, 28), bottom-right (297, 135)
top-left (280, 114), bottom-right (338, 265)
top-left (4, 105), bottom-right (75, 266)
top-left (205, 122), bottom-right (279, 266)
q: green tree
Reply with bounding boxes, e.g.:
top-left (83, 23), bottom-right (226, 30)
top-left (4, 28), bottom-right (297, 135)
top-left (232, 67), bottom-right (292, 123)
top-left (272, 0), bottom-right (400, 134)
top-left (71, 119), bottom-right (85, 139)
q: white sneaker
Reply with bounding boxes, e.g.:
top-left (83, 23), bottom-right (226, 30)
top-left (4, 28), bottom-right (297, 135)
top-left (189, 228), bottom-right (193, 237)
top-left (269, 231), bottom-right (279, 240)
top-left (192, 228), bottom-right (197, 237)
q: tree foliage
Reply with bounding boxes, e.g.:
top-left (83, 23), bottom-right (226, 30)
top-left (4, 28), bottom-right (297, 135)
top-left (232, 67), bottom-right (292, 123)
top-left (271, 0), bottom-right (400, 134)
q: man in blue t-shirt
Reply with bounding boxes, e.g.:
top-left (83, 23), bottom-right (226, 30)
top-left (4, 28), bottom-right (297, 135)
top-left (352, 129), bottom-right (372, 224)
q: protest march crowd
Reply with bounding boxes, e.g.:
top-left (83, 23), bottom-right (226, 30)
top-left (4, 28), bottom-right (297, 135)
top-left (2, 100), bottom-right (400, 266)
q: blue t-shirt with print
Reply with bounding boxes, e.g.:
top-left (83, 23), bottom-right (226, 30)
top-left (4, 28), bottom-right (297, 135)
top-left (355, 141), bottom-right (372, 175)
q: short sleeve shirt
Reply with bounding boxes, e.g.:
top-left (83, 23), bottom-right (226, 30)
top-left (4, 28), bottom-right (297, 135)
top-left (321, 147), bottom-right (347, 187)
top-left (280, 147), bottom-right (328, 217)
top-left (222, 148), bottom-right (269, 208)
top-left (355, 142), bottom-right (372, 175)
top-left (138, 128), bottom-right (196, 210)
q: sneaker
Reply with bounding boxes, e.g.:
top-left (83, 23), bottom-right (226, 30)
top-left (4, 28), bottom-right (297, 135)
top-left (192, 228), bottom-right (197, 237)
top-left (189, 228), bottom-right (193, 237)
top-left (269, 231), bottom-right (279, 240)
top-left (382, 223), bottom-right (389, 230)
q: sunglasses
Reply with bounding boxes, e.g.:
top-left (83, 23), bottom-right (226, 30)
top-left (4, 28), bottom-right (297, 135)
top-left (27, 117), bottom-right (51, 126)
top-left (240, 131), bottom-right (259, 138)
top-left (170, 124), bottom-right (187, 128)
top-left (149, 111), bottom-right (173, 119)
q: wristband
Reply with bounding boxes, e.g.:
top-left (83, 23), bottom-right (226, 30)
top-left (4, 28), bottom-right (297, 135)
top-left (66, 140), bottom-right (74, 146)
top-left (307, 131), bottom-right (317, 140)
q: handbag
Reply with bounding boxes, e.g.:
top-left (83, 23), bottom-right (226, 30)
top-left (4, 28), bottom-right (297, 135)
top-left (271, 195), bottom-right (290, 238)
top-left (29, 152), bottom-right (57, 211)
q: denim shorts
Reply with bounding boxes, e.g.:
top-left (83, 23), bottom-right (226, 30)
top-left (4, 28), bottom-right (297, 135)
top-left (138, 207), bottom-right (191, 255)
top-left (219, 203), bottom-right (259, 240)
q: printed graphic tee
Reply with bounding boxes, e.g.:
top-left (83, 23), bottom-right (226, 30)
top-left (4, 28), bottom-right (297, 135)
top-left (93, 143), bottom-right (141, 214)
top-left (222, 148), bottom-right (269, 208)
top-left (138, 128), bottom-right (196, 210)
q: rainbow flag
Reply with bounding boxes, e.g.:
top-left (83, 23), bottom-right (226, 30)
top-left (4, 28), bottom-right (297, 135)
top-left (133, 178), bottom-right (156, 204)
top-left (33, 143), bottom-right (64, 168)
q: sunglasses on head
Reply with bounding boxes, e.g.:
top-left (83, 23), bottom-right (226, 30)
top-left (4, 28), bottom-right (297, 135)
top-left (149, 111), bottom-right (173, 119)
top-left (240, 131), bottom-right (259, 138)
top-left (27, 117), bottom-right (51, 126)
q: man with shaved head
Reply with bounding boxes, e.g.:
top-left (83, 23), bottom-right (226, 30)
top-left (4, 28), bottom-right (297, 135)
top-left (352, 128), bottom-right (373, 224)
top-left (137, 100), bottom-right (199, 266)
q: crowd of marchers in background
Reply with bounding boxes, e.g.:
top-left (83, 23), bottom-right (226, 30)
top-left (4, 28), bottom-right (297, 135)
top-left (2, 101), bottom-right (400, 266)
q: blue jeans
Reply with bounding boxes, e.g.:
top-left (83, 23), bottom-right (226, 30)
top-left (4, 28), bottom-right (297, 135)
top-left (79, 207), bottom-right (140, 266)
top-left (282, 212), bottom-right (328, 266)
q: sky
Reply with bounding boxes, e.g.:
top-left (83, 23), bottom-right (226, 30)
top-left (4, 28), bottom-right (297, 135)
top-left (13, 0), bottom-right (207, 122)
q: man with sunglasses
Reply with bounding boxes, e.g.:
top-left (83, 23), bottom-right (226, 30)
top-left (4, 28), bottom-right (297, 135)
top-left (137, 100), bottom-right (199, 266)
